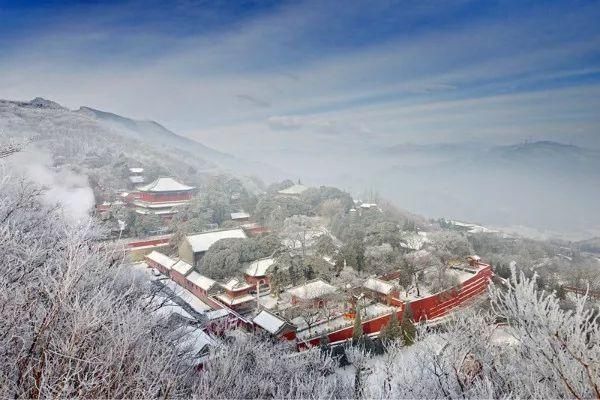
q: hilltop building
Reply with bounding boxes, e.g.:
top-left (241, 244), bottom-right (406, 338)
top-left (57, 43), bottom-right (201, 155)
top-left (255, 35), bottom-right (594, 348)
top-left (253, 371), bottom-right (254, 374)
top-left (128, 167), bottom-right (145, 187)
top-left (131, 177), bottom-right (195, 218)
top-left (277, 184), bottom-right (308, 197)
top-left (230, 211), bottom-right (250, 223)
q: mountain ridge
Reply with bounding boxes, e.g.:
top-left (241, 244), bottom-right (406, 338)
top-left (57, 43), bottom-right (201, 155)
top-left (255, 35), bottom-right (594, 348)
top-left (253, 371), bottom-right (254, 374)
top-left (0, 97), bottom-right (285, 183)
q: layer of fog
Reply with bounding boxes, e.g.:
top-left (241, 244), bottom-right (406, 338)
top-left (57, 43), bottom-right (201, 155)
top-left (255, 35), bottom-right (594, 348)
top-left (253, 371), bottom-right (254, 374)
top-left (3, 147), bottom-right (94, 223)
top-left (219, 139), bottom-right (600, 241)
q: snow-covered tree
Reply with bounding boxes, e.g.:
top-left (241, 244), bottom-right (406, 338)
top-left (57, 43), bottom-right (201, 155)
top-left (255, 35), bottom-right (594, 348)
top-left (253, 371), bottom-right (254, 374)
top-left (363, 269), bottom-right (600, 399)
top-left (194, 335), bottom-right (352, 399)
top-left (0, 175), bottom-right (197, 398)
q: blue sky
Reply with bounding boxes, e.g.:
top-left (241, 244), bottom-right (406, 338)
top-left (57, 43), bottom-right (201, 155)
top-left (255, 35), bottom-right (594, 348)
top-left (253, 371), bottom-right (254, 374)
top-left (1, 0), bottom-right (600, 152)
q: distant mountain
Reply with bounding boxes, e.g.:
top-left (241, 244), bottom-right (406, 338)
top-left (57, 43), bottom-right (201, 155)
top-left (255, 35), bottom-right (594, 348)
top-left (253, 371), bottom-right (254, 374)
top-left (0, 98), bottom-right (284, 186)
top-left (488, 141), bottom-right (600, 175)
top-left (575, 237), bottom-right (600, 254)
top-left (76, 106), bottom-right (236, 166)
top-left (368, 140), bottom-right (600, 239)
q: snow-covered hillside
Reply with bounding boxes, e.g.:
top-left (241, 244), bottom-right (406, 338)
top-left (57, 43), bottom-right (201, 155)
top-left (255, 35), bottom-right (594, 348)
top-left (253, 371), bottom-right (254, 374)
top-left (0, 98), bottom-right (283, 191)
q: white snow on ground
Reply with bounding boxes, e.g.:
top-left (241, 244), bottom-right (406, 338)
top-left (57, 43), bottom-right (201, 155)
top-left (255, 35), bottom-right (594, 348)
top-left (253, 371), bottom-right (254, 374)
top-left (258, 294), bottom-right (279, 310)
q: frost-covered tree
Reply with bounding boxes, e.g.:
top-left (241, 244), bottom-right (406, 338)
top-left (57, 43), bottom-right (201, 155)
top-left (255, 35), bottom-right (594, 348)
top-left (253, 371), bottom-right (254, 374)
top-left (352, 309), bottom-right (363, 343)
top-left (0, 175), bottom-right (197, 398)
top-left (345, 344), bottom-right (371, 399)
top-left (379, 311), bottom-right (401, 343)
top-left (429, 231), bottom-right (473, 264)
top-left (363, 269), bottom-right (600, 399)
top-left (400, 302), bottom-right (416, 345)
top-left (281, 215), bottom-right (321, 256)
top-left (194, 335), bottom-right (352, 399)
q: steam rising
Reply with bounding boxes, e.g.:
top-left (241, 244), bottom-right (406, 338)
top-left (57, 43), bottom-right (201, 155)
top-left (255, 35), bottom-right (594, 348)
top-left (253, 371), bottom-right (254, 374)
top-left (5, 147), bottom-right (94, 222)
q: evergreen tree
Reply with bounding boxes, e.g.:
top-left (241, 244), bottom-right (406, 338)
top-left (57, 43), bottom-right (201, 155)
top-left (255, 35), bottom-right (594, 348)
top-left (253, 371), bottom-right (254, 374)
top-left (400, 302), bottom-right (416, 346)
top-left (379, 311), bottom-right (401, 343)
top-left (319, 335), bottom-right (330, 357)
top-left (352, 307), bottom-right (363, 343)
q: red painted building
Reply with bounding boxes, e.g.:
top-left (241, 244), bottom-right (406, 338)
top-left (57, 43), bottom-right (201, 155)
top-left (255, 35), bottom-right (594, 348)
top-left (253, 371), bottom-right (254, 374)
top-left (144, 250), bottom-right (177, 275)
top-left (288, 279), bottom-right (338, 308)
top-left (169, 259), bottom-right (194, 287)
top-left (215, 278), bottom-right (256, 312)
top-left (244, 257), bottom-right (275, 289)
top-left (253, 309), bottom-right (297, 340)
top-left (131, 177), bottom-right (195, 218)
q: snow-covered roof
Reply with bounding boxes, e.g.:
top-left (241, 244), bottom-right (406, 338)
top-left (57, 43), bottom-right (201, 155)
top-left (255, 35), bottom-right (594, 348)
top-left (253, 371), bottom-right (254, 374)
top-left (363, 277), bottom-right (395, 295)
top-left (231, 212), bottom-right (250, 220)
top-left (185, 228), bottom-right (247, 253)
top-left (220, 278), bottom-right (251, 292)
top-left (134, 208), bottom-right (178, 216)
top-left (253, 310), bottom-right (291, 335)
top-left (245, 258), bottom-right (275, 277)
top-left (206, 308), bottom-right (229, 321)
top-left (288, 279), bottom-right (337, 300)
top-left (360, 203), bottom-right (378, 209)
top-left (186, 328), bottom-right (218, 354)
top-left (160, 279), bottom-right (213, 313)
top-left (216, 293), bottom-right (256, 306)
top-left (129, 176), bottom-right (145, 184)
top-left (277, 184), bottom-right (308, 195)
top-left (172, 260), bottom-right (193, 276)
top-left (187, 271), bottom-right (216, 291)
top-left (129, 167), bottom-right (144, 173)
top-left (137, 177), bottom-right (195, 192)
top-left (145, 251), bottom-right (177, 270)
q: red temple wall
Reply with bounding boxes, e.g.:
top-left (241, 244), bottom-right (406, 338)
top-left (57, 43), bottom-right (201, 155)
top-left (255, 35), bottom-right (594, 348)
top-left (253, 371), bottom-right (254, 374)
top-left (129, 236), bottom-right (171, 249)
top-left (139, 191), bottom-right (193, 202)
top-left (244, 275), bottom-right (270, 287)
top-left (298, 264), bottom-right (493, 349)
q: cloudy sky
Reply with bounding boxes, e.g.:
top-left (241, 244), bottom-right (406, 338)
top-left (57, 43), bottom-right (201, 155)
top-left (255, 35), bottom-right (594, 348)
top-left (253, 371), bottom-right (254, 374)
top-left (2, 0), bottom-right (600, 153)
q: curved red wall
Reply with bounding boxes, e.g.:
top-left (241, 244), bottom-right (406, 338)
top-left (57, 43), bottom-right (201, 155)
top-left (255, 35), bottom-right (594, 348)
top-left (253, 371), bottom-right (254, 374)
top-left (298, 264), bottom-right (493, 349)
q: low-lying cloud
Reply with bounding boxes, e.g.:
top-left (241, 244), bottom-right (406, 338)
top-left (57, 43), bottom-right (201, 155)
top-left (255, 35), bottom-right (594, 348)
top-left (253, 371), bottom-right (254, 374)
top-left (5, 147), bottom-right (94, 223)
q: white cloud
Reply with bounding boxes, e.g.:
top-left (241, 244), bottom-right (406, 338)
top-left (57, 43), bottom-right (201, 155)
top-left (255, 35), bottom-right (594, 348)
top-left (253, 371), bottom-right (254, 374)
top-left (0, 0), bottom-right (599, 152)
